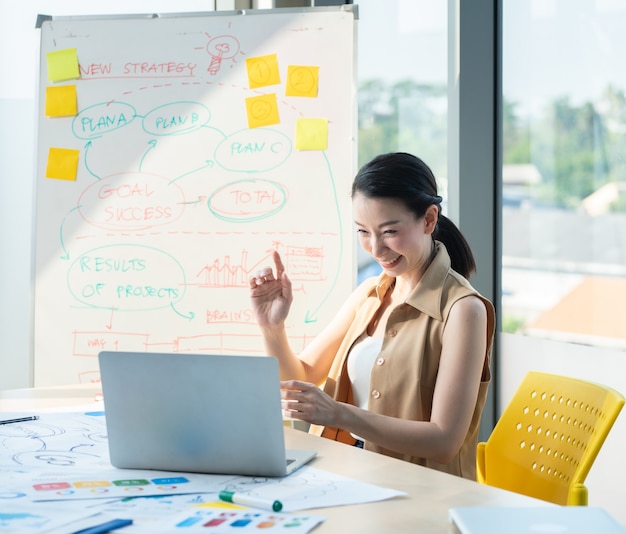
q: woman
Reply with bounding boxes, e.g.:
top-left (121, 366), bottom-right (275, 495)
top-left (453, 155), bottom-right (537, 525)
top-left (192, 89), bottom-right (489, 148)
top-left (249, 152), bottom-right (495, 480)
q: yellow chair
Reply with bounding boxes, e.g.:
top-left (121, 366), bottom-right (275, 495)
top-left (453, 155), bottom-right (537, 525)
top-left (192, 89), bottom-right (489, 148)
top-left (477, 371), bottom-right (624, 505)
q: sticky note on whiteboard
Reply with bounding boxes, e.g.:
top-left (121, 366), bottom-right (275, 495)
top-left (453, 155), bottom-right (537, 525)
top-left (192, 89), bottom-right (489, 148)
top-left (46, 48), bottom-right (80, 82)
top-left (46, 147), bottom-right (80, 181)
top-left (246, 54), bottom-right (281, 88)
top-left (286, 66), bottom-right (319, 97)
top-left (295, 118), bottom-right (328, 150)
top-left (45, 85), bottom-right (78, 117)
top-left (245, 93), bottom-right (280, 129)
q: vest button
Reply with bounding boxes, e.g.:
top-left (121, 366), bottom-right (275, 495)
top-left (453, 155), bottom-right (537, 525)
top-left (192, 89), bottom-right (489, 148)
top-left (376, 357), bottom-right (385, 366)
top-left (388, 329), bottom-right (397, 337)
top-left (371, 389), bottom-right (381, 399)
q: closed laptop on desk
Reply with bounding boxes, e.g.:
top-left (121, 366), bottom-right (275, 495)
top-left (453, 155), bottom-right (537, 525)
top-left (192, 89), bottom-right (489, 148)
top-left (449, 506), bottom-right (626, 534)
top-left (98, 351), bottom-right (316, 477)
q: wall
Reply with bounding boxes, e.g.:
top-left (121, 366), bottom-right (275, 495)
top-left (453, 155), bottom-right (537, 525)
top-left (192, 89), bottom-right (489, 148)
top-left (0, 99), bottom-right (36, 389)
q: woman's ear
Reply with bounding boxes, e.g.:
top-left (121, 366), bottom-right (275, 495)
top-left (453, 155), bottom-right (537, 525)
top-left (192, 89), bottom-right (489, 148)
top-left (423, 204), bottom-right (438, 235)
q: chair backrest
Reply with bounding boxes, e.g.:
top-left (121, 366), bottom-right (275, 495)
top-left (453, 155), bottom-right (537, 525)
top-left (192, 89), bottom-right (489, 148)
top-left (477, 371), bottom-right (624, 505)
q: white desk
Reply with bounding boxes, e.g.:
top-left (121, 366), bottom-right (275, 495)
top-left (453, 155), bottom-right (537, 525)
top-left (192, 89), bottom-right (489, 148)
top-left (0, 385), bottom-right (546, 533)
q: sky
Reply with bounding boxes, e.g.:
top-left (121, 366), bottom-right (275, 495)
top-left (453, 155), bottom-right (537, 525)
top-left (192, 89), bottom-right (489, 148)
top-left (502, 0), bottom-right (626, 114)
top-left (356, 0), bottom-right (447, 85)
top-left (357, 0), bottom-right (626, 117)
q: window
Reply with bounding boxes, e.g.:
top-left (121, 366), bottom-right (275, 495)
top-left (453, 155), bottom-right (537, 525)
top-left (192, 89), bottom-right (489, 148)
top-left (502, 0), bottom-right (626, 351)
top-left (357, 0), bottom-right (447, 280)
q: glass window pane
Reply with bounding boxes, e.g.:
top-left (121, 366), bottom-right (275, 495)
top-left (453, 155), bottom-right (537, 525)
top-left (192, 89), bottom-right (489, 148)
top-left (502, 0), bottom-right (626, 350)
top-left (357, 0), bottom-right (447, 280)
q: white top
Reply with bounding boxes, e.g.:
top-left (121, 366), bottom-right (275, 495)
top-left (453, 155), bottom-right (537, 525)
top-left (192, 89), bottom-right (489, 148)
top-left (347, 335), bottom-right (383, 410)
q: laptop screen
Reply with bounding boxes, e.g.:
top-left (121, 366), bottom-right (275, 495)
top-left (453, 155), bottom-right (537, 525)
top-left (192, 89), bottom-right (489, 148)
top-left (98, 351), bottom-right (304, 477)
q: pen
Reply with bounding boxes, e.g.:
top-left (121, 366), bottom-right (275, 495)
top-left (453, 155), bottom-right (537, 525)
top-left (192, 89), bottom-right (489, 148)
top-left (219, 490), bottom-right (283, 512)
top-left (0, 416), bottom-right (39, 425)
top-left (72, 518), bottom-right (133, 534)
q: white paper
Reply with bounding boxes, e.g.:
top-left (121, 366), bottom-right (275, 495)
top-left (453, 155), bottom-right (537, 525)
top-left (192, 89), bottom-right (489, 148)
top-left (91, 494), bottom-right (326, 533)
top-left (1, 410), bottom-right (405, 533)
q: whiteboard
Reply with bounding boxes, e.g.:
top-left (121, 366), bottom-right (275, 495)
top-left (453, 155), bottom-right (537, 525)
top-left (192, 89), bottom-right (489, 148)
top-left (34, 7), bottom-right (357, 386)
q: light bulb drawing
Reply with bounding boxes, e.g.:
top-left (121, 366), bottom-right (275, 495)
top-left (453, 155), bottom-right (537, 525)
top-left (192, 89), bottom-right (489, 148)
top-left (205, 34), bottom-right (241, 75)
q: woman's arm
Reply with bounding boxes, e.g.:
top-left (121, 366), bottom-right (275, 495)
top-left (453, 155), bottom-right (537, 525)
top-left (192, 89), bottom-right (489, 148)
top-left (250, 250), bottom-right (377, 384)
top-left (281, 295), bottom-right (488, 462)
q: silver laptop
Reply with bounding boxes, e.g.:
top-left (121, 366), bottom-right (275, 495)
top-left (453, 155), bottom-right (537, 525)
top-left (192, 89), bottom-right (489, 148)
top-left (449, 506), bottom-right (626, 534)
top-left (98, 351), bottom-right (316, 477)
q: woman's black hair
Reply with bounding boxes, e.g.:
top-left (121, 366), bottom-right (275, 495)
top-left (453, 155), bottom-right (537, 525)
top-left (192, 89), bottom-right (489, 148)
top-left (352, 152), bottom-right (476, 278)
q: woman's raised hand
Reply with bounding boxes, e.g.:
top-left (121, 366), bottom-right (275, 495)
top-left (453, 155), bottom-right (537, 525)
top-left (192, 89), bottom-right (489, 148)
top-left (249, 250), bottom-right (293, 328)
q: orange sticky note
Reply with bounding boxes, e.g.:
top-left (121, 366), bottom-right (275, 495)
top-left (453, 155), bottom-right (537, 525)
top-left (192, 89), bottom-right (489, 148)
top-left (46, 147), bottom-right (80, 181)
top-left (295, 118), bottom-right (328, 150)
top-left (73, 480), bottom-right (111, 488)
top-left (245, 93), bottom-right (280, 129)
top-left (286, 66), bottom-right (319, 97)
top-left (246, 54), bottom-right (281, 88)
top-left (45, 85), bottom-right (78, 117)
top-left (46, 48), bottom-right (80, 82)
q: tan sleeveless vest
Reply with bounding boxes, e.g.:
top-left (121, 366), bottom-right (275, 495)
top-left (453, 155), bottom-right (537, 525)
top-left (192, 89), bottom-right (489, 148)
top-left (309, 241), bottom-right (495, 480)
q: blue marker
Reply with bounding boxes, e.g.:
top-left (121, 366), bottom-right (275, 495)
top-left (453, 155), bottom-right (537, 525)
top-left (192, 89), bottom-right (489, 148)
top-left (72, 518), bottom-right (133, 534)
top-left (0, 416), bottom-right (39, 425)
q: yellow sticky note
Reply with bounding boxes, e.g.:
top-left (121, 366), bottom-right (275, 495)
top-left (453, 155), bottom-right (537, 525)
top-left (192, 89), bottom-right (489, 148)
top-left (296, 118), bottom-right (328, 150)
top-left (195, 502), bottom-right (245, 510)
top-left (245, 93), bottom-right (280, 129)
top-left (46, 147), bottom-right (80, 181)
top-left (45, 85), bottom-right (78, 117)
top-left (46, 48), bottom-right (80, 82)
top-left (286, 66), bottom-right (319, 97)
top-left (246, 54), bottom-right (281, 88)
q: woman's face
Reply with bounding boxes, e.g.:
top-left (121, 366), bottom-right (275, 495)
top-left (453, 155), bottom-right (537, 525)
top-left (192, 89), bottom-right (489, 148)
top-left (353, 192), bottom-right (436, 280)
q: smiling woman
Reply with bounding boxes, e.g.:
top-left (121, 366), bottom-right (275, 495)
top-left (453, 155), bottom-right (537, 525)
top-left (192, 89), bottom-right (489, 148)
top-left (250, 152), bottom-right (496, 480)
